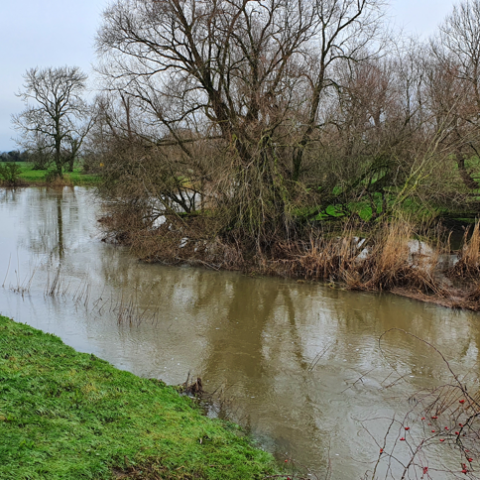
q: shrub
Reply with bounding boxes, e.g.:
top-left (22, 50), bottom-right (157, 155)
top-left (0, 163), bottom-right (22, 186)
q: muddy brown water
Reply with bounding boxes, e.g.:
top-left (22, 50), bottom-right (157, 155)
top-left (1, 187), bottom-right (479, 478)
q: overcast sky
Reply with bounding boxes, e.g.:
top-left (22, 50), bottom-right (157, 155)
top-left (0, 0), bottom-right (457, 151)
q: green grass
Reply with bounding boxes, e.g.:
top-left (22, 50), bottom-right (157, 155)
top-left (15, 163), bottom-right (101, 186)
top-left (0, 316), bottom-right (275, 480)
top-left (299, 194), bottom-right (445, 223)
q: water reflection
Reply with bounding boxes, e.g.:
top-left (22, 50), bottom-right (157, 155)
top-left (0, 187), bottom-right (478, 478)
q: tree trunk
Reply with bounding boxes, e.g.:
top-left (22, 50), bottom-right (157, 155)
top-left (67, 156), bottom-right (74, 173)
top-left (54, 133), bottom-right (63, 177)
top-left (292, 148), bottom-right (302, 181)
top-left (291, 65), bottom-right (326, 181)
top-left (456, 152), bottom-right (479, 190)
top-left (54, 150), bottom-right (62, 177)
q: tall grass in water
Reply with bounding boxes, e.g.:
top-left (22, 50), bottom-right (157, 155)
top-left (451, 223), bottom-right (480, 309)
top-left (110, 291), bottom-right (158, 327)
top-left (292, 229), bottom-right (361, 282)
top-left (1, 255), bottom-right (36, 297)
top-left (291, 221), bottom-right (440, 294)
top-left (364, 222), bottom-right (413, 290)
top-left (363, 223), bottom-right (440, 293)
top-left (452, 222), bottom-right (480, 278)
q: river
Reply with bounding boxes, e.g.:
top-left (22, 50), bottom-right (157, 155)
top-left (0, 186), bottom-right (478, 478)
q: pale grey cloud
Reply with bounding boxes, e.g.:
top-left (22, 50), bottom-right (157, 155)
top-left (0, 0), bottom-right (457, 151)
top-left (389, 0), bottom-right (454, 37)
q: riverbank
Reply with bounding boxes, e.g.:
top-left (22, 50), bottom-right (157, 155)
top-left (0, 316), bottom-right (276, 480)
top-left (19, 165), bottom-right (101, 186)
top-left (0, 163), bottom-right (101, 187)
top-left (101, 212), bottom-right (480, 312)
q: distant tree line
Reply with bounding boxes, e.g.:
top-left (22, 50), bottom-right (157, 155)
top-left (0, 150), bottom-right (30, 162)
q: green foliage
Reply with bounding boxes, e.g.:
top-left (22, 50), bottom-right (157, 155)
top-left (305, 192), bottom-right (443, 224)
top-left (0, 163), bottom-right (22, 186)
top-left (0, 316), bottom-right (275, 480)
top-left (16, 163), bottom-right (101, 186)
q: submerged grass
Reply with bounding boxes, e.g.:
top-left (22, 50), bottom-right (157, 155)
top-left (0, 316), bottom-right (275, 480)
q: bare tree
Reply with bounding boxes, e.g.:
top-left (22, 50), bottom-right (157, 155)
top-left (96, 0), bottom-right (386, 243)
top-left (13, 67), bottom-right (92, 177)
top-left (430, 0), bottom-right (480, 190)
top-left (96, 0), bottom-right (385, 157)
top-left (289, 0), bottom-right (386, 180)
top-left (440, 0), bottom-right (480, 109)
top-left (63, 115), bottom-right (96, 173)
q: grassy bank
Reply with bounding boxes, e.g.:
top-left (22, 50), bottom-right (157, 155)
top-left (0, 316), bottom-right (275, 480)
top-left (20, 167), bottom-right (101, 186)
top-left (20, 163), bottom-right (101, 186)
top-left (0, 162), bottom-right (101, 186)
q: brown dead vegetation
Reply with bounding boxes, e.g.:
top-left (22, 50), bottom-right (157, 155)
top-left (451, 223), bottom-right (480, 278)
top-left (100, 206), bottom-right (480, 311)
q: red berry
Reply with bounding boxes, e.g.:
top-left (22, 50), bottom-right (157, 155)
top-left (462, 469), bottom-right (468, 474)
top-left (440, 439), bottom-right (445, 442)
top-left (445, 427), bottom-right (449, 430)
top-left (284, 460), bottom-right (288, 463)
top-left (432, 430), bottom-right (435, 433)
top-left (460, 423), bottom-right (463, 427)
top-left (456, 431), bottom-right (460, 435)
top-left (405, 427), bottom-right (410, 431)
top-left (380, 448), bottom-right (383, 453)
top-left (468, 458), bottom-right (473, 462)
top-left (421, 417), bottom-right (426, 420)
top-left (400, 437), bottom-right (405, 441)
top-left (432, 416), bottom-right (438, 419)
top-left (423, 467), bottom-right (428, 474)
top-left (460, 399), bottom-right (465, 404)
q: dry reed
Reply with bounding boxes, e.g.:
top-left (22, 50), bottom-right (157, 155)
top-left (100, 207), bottom-right (480, 311)
top-left (451, 222), bottom-right (480, 278)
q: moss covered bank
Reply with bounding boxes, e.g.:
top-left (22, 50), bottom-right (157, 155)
top-left (0, 316), bottom-right (275, 479)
